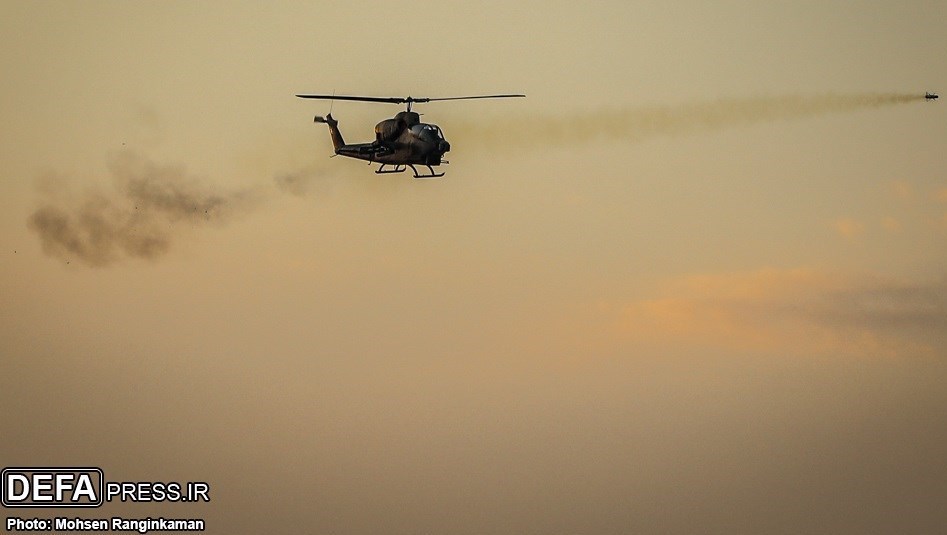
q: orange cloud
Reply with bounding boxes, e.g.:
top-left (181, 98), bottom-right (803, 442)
top-left (937, 189), bottom-right (947, 228)
top-left (881, 216), bottom-right (902, 233)
top-left (888, 180), bottom-right (915, 201)
top-left (832, 217), bottom-right (864, 239)
top-left (601, 269), bottom-right (945, 359)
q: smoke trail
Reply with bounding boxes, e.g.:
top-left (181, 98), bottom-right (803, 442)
top-left (450, 93), bottom-right (925, 150)
top-left (274, 164), bottom-right (334, 197)
top-left (28, 152), bottom-right (259, 266)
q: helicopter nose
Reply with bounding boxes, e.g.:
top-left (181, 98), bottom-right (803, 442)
top-left (438, 140), bottom-right (450, 153)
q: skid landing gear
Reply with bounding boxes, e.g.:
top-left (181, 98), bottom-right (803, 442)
top-left (374, 164), bottom-right (444, 179)
top-left (408, 164), bottom-right (444, 179)
top-left (375, 164), bottom-right (406, 174)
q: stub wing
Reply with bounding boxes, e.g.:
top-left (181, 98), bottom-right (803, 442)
top-left (335, 142), bottom-right (393, 161)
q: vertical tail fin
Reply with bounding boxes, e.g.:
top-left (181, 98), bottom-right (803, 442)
top-left (314, 114), bottom-right (345, 152)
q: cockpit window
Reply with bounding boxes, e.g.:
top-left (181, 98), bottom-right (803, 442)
top-left (420, 124), bottom-right (444, 139)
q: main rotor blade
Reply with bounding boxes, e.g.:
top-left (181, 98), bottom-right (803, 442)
top-left (295, 94), bottom-right (405, 104)
top-left (424, 94), bottom-right (526, 102)
top-left (296, 94), bottom-right (525, 105)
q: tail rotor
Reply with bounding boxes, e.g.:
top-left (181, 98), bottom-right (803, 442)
top-left (313, 113), bottom-right (337, 125)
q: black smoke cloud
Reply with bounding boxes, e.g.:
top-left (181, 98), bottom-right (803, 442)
top-left (28, 152), bottom-right (259, 266)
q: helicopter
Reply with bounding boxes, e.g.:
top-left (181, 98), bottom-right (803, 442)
top-left (296, 93), bottom-right (525, 178)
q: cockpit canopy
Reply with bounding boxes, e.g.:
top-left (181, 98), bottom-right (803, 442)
top-left (411, 123), bottom-right (445, 142)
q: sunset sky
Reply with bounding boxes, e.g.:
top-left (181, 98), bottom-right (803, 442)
top-left (2, 2), bottom-right (946, 533)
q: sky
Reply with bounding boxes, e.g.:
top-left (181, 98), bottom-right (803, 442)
top-left (1, 1), bottom-right (946, 533)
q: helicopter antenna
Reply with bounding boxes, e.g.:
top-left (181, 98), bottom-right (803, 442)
top-left (296, 93), bottom-right (525, 112)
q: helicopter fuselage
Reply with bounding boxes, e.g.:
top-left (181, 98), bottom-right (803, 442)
top-left (315, 111), bottom-right (450, 177)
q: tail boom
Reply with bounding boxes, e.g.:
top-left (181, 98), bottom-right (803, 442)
top-left (314, 113), bottom-right (345, 152)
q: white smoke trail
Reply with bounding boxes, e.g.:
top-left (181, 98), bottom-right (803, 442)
top-left (450, 93), bottom-right (925, 150)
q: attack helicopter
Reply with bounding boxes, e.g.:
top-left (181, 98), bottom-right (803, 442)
top-left (296, 93), bottom-right (525, 178)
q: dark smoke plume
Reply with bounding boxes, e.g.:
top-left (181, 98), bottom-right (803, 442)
top-left (28, 152), bottom-right (258, 266)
